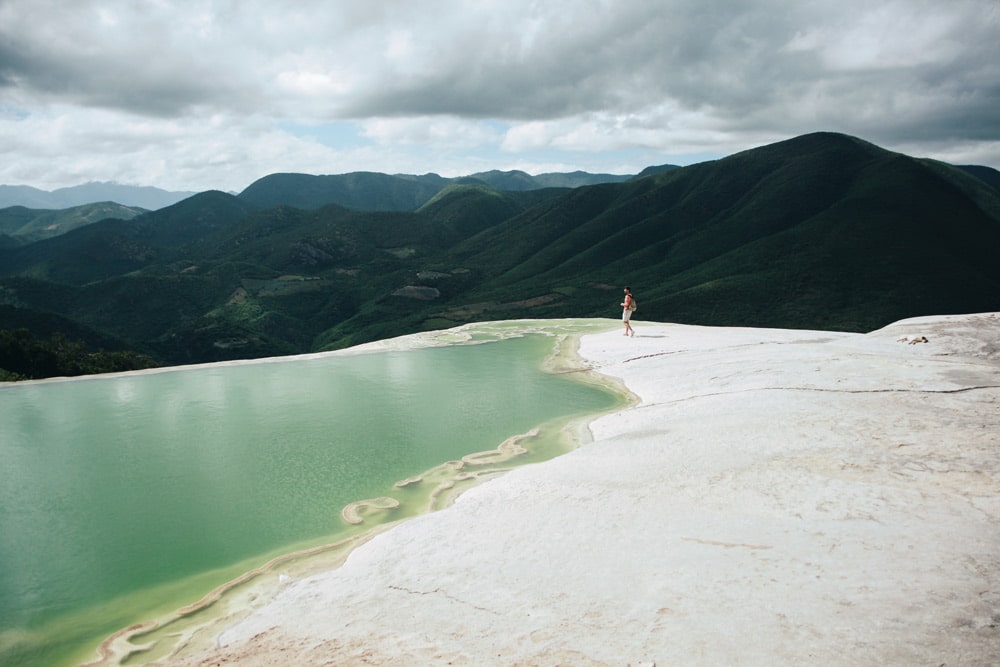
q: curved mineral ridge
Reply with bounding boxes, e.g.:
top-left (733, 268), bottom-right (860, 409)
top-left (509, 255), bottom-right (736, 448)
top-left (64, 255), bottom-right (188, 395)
top-left (340, 496), bottom-right (401, 525)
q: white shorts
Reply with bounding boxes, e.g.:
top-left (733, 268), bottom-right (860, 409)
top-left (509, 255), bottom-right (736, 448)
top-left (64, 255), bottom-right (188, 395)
top-left (622, 309), bottom-right (632, 322)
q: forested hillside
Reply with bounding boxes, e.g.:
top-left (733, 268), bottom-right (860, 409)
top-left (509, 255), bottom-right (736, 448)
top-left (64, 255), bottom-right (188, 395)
top-left (2, 132), bottom-right (999, 378)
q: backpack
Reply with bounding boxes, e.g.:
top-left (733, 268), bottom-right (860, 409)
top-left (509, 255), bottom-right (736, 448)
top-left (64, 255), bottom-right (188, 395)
top-left (628, 296), bottom-right (637, 312)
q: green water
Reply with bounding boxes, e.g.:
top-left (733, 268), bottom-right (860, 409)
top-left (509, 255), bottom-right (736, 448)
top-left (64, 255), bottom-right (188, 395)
top-left (0, 323), bottom-right (620, 666)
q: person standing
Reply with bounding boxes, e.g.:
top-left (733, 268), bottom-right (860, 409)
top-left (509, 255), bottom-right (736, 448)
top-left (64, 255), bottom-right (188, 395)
top-left (621, 286), bottom-right (635, 337)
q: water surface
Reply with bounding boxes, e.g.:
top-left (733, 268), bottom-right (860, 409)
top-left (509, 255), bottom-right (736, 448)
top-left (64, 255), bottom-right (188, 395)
top-left (0, 321), bottom-right (620, 666)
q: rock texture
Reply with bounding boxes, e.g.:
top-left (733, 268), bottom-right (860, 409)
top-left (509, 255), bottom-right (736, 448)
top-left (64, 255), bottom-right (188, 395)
top-left (155, 313), bottom-right (1000, 666)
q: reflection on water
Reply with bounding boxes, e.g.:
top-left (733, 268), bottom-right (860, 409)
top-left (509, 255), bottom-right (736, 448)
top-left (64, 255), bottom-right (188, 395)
top-left (0, 321), bottom-right (620, 667)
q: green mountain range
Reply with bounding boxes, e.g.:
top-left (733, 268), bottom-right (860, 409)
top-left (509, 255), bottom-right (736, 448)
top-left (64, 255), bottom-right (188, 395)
top-left (236, 167), bottom-right (636, 211)
top-left (1, 132), bottom-right (998, 378)
top-left (0, 202), bottom-right (147, 246)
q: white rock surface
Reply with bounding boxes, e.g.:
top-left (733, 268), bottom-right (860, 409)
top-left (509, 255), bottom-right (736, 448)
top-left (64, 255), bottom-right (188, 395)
top-left (159, 313), bottom-right (1000, 666)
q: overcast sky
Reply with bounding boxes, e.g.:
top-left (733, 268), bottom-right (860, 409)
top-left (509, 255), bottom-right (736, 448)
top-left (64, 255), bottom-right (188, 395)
top-left (1, 0), bottom-right (998, 193)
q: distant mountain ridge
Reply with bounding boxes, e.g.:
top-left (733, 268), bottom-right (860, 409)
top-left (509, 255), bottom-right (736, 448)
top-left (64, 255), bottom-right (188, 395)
top-left (0, 182), bottom-right (198, 211)
top-left (236, 168), bottom-right (642, 211)
top-left (0, 168), bottom-right (654, 250)
top-left (0, 202), bottom-right (146, 245)
top-left (0, 169), bottom-right (646, 215)
top-left (1, 132), bottom-right (999, 377)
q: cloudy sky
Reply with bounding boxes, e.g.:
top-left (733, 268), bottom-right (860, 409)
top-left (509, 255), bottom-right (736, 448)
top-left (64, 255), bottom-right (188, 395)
top-left (1, 0), bottom-right (998, 193)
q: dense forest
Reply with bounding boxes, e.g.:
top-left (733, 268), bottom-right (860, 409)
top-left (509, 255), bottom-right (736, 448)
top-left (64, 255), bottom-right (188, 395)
top-left (0, 329), bottom-right (157, 381)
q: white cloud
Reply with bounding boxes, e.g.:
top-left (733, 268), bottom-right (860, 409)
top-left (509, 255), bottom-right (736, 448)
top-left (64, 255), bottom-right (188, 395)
top-left (359, 117), bottom-right (502, 149)
top-left (275, 70), bottom-right (353, 98)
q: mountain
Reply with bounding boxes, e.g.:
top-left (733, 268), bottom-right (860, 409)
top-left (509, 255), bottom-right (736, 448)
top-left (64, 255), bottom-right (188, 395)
top-left (0, 191), bottom-right (259, 284)
top-left (1, 132), bottom-right (998, 376)
top-left (958, 165), bottom-right (1000, 193)
top-left (238, 172), bottom-right (450, 211)
top-left (634, 164), bottom-right (681, 178)
top-left (440, 133), bottom-right (1000, 333)
top-left (237, 168), bottom-right (638, 212)
top-left (0, 202), bottom-right (146, 244)
top-left (465, 169), bottom-right (634, 190)
top-left (0, 168), bottom-right (660, 243)
top-left (0, 182), bottom-right (197, 210)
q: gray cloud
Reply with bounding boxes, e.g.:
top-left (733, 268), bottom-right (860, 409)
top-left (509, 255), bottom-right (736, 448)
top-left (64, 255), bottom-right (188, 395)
top-left (0, 0), bottom-right (997, 190)
top-left (0, 1), bottom-right (261, 115)
top-left (329, 0), bottom-right (1000, 146)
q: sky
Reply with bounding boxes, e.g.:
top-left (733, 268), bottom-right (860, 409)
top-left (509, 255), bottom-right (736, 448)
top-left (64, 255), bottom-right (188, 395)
top-left (1, 0), bottom-right (998, 193)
